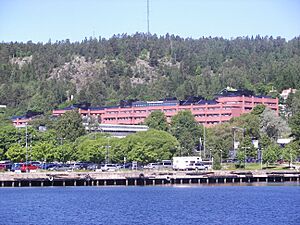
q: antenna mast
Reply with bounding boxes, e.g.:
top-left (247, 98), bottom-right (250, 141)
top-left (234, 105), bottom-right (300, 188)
top-left (147, 0), bottom-right (150, 39)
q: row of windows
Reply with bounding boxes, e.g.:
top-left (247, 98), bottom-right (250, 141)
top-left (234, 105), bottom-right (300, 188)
top-left (199, 121), bottom-right (221, 125)
top-left (195, 114), bottom-right (231, 118)
top-left (104, 113), bottom-right (233, 121)
top-left (104, 117), bottom-right (147, 121)
top-left (82, 102), bottom-right (277, 117)
top-left (106, 106), bottom-right (244, 114)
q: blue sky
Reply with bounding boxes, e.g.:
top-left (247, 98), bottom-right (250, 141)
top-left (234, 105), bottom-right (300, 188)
top-left (0, 0), bottom-right (299, 43)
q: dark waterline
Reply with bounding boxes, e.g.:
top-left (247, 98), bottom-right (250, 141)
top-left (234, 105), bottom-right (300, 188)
top-left (1, 184), bottom-right (299, 225)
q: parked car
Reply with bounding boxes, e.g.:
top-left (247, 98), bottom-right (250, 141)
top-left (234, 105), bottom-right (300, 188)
top-left (70, 162), bottom-right (91, 170)
top-left (193, 163), bottom-right (208, 170)
top-left (100, 164), bottom-right (118, 172)
top-left (20, 164), bottom-right (38, 172)
top-left (11, 163), bottom-right (24, 172)
top-left (30, 161), bottom-right (41, 166)
top-left (87, 163), bottom-right (101, 171)
top-left (0, 160), bottom-right (13, 171)
top-left (49, 164), bottom-right (71, 171)
top-left (0, 164), bottom-right (6, 171)
top-left (161, 160), bottom-right (172, 168)
top-left (180, 162), bottom-right (208, 171)
top-left (144, 163), bottom-right (161, 169)
top-left (40, 163), bottom-right (58, 170)
top-left (69, 163), bottom-right (83, 171)
top-left (122, 162), bottom-right (143, 170)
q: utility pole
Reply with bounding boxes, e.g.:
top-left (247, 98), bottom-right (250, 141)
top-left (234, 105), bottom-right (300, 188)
top-left (25, 123), bottom-right (28, 172)
top-left (260, 148), bottom-right (263, 170)
top-left (203, 125), bottom-right (206, 159)
top-left (106, 137), bottom-right (110, 164)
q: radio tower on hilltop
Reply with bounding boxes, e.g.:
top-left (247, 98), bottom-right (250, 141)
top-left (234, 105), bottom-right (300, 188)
top-left (147, 0), bottom-right (150, 39)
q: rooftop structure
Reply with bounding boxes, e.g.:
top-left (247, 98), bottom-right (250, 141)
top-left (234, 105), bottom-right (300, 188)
top-left (88, 124), bottom-right (149, 138)
top-left (11, 111), bottom-right (43, 128)
top-left (51, 88), bottom-right (279, 127)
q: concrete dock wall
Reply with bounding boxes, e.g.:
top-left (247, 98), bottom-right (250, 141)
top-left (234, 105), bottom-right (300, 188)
top-left (0, 171), bottom-right (299, 187)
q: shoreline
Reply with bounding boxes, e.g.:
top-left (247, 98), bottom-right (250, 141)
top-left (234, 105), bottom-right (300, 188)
top-left (0, 170), bottom-right (299, 188)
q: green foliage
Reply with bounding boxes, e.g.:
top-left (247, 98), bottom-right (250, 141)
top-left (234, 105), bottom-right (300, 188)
top-left (54, 110), bottom-right (86, 141)
top-left (5, 144), bottom-right (26, 162)
top-left (0, 125), bottom-right (19, 159)
top-left (0, 113), bottom-right (11, 127)
top-left (289, 112), bottom-right (300, 140)
top-left (2, 34), bottom-right (300, 163)
top-left (251, 104), bottom-right (266, 116)
top-left (1, 35), bottom-right (300, 115)
top-left (53, 142), bottom-right (75, 163)
top-left (205, 123), bottom-right (232, 159)
top-left (31, 141), bottom-right (56, 162)
top-left (170, 110), bottom-right (202, 155)
top-left (28, 115), bottom-right (56, 130)
top-left (236, 149), bottom-right (245, 168)
top-left (71, 129), bottom-right (179, 164)
top-left (75, 138), bottom-right (107, 163)
top-left (212, 153), bottom-right (221, 170)
top-left (116, 129), bottom-right (179, 163)
top-left (145, 110), bottom-right (169, 131)
top-left (263, 144), bottom-right (281, 166)
top-left (259, 134), bottom-right (272, 149)
top-left (238, 136), bottom-right (257, 158)
top-left (260, 108), bottom-right (290, 140)
top-left (231, 113), bottom-right (260, 139)
top-left (282, 141), bottom-right (299, 167)
top-left (285, 90), bottom-right (300, 117)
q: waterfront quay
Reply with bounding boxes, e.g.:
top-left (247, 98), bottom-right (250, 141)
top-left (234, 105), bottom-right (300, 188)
top-left (0, 170), bottom-right (299, 187)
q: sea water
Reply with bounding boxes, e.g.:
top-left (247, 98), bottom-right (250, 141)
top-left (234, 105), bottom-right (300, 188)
top-left (0, 184), bottom-right (299, 225)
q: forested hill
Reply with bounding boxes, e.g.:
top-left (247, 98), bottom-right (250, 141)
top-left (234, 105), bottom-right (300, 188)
top-left (0, 33), bottom-right (300, 115)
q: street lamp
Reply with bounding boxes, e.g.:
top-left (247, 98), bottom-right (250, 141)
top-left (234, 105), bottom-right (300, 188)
top-left (232, 127), bottom-right (245, 159)
top-left (203, 126), bottom-right (206, 159)
top-left (260, 148), bottom-right (264, 170)
top-left (105, 137), bottom-right (111, 164)
top-left (25, 123), bottom-right (28, 173)
top-left (241, 146), bottom-right (250, 169)
top-left (220, 150), bottom-right (223, 168)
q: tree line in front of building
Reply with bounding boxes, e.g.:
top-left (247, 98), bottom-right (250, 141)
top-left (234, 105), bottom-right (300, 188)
top-left (1, 105), bottom-right (300, 168)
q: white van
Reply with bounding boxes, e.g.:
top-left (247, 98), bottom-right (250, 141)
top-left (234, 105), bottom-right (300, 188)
top-left (172, 156), bottom-right (205, 170)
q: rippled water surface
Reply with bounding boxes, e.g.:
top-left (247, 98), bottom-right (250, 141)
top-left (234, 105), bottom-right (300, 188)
top-left (0, 184), bottom-right (299, 225)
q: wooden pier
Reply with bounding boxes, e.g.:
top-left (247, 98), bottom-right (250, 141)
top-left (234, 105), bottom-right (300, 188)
top-left (0, 170), bottom-right (299, 187)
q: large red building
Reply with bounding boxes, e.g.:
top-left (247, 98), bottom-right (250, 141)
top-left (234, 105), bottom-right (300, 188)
top-left (51, 88), bottom-right (278, 127)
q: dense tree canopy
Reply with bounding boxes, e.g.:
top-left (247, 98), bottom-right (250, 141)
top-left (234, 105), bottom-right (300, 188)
top-left (289, 112), bottom-right (300, 140)
top-left (144, 110), bottom-right (169, 131)
top-left (260, 108), bottom-right (290, 140)
top-left (1, 34), bottom-right (300, 116)
top-left (55, 110), bottom-right (86, 141)
top-left (1, 33), bottom-right (300, 165)
top-left (170, 110), bottom-right (202, 155)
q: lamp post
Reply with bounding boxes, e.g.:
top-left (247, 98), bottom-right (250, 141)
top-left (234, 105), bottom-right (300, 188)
top-left (232, 127), bottom-right (245, 159)
top-left (25, 123), bottom-right (28, 173)
top-left (57, 137), bottom-right (66, 163)
top-left (220, 150), bottom-right (223, 168)
top-left (105, 137), bottom-right (111, 164)
top-left (203, 125), bottom-right (206, 159)
top-left (241, 146), bottom-right (250, 169)
top-left (260, 148), bottom-right (263, 170)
